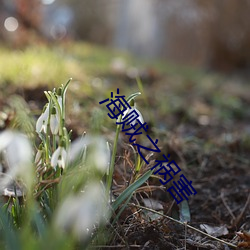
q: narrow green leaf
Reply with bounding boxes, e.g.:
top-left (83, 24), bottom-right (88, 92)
top-left (179, 200), bottom-right (191, 222)
top-left (62, 78), bottom-right (72, 97)
top-left (112, 192), bottom-right (133, 225)
top-left (126, 92), bottom-right (141, 104)
top-left (0, 208), bottom-right (21, 250)
top-left (112, 170), bottom-right (153, 211)
top-left (33, 211), bottom-right (45, 237)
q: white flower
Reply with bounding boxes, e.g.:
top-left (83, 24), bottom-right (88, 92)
top-left (57, 95), bottom-right (63, 112)
top-left (119, 106), bottom-right (144, 125)
top-left (51, 146), bottom-right (67, 169)
top-left (67, 135), bottom-right (110, 173)
top-left (54, 182), bottom-right (109, 240)
top-left (92, 138), bottom-right (110, 172)
top-left (50, 106), bottom-right (60, 135)
top-left (36, 104), bottom-right (50, 134)
top-left (0, 130), bottom-right (33, 190)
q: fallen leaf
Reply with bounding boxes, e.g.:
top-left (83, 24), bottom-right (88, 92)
top-left (142, 198), bottom-right (163, 210)
top-left (142, 198), bottom-right (164, 221)
top-left (237, 231), bottom-right (250, 248)
top-left (200, 224), bottom-right (229, 237)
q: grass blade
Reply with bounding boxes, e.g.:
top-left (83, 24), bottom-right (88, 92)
top-left (126, 92), bottom-right (141, 104)
top-left (112, 170), bottom-right (153, 211)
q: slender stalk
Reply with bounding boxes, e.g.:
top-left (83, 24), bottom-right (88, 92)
top-left (61, 78), bottom-right (71, 127)
top-left (105, 92), bottom-right (141, 198)
top-left (52, 134), bottom-right (56, 152)
top-left (45, 98), bottom-right (52, 164)
top-left (106, 121), bottom-right (121, 197)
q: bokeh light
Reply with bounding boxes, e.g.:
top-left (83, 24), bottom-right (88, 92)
top-left (4, 17), bottom-right (19, 32)
top-left (41, 0), bottom-right (55, 5)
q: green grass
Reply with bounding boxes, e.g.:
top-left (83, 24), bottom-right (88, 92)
top-left (0, 45), bottom-right (70, 86)
top-left (0, 42), bottom-right (130, 87)
top-left (1, 41), bottom-right (248, 131)
top-left (0, 42), bottom-right (209, 87)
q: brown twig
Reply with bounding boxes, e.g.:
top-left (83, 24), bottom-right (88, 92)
top-left (221, 189), bottom-right (236, 221)
top-left (129, 203), bottom-right (238, 249)
top-left (233, 192), bottom-right (250, 227)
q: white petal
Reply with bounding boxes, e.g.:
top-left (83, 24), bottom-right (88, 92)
top-left (51, 146), bottom-right (61, 168)
top-left (5, 133), bottom-right (32, 170)
top-left (119, 107), bottom-right (144, 126)
top-left (55, 182), bottom-right (109, 240)
top-left (57, 96), bottom-right (63, 112)
top-left (43, 104), bottom-right (50, 119)
top-left (68, 136), bottom-right (110, 172)
top-left (58, 148), bottom-right (67, 169)
top-left (42, 123), bottom-right (48, 133)
top-left (0, 130), bottom-right (14, 151)
top-left (67, 136), bottom-right (90, 163)
top-left (0, 131), bottom-right (33, 190)
top-left (50, 114), bottom-right (59, 135)
top-left (36, 104), bottom-right (50, 133)
top-left (134, 107), bottom-right (144, 124)
top-left (35, 113), bottom-right (45, 133)
top-left (93, 138), bottom-right (110, 173)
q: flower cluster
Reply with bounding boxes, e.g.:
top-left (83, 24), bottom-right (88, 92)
top-left (35, 80), bottom-right (71, 182)
top-left (34, 80), bottom-right (111, 240)
top-left (35, 79), bottom-right (110, 186)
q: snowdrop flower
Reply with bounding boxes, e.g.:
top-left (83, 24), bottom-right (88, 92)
top-left (51, 143), bottom-right (67, 169)
top-left (36, 103), bottom-right (50, 134)
top-left (92, 137), bottom-right (110, 173)
top-left (54, 182), bottom-right (109, 240)
top-left (57, 95), bottom-right (63, 112)
top-left (119, 106), bottom-right (144, 126)
top-left (67, 135), bottom-right (110, 173)
top-left (50, 106), bottom-right (60, 135)
top-left (0, 130), bottom-right (33, 190)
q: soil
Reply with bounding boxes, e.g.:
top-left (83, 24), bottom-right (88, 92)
top-left (1, 71), bottom-right (250, 250)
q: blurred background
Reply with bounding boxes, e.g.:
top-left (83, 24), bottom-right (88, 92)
top-left (1, 0), bottom-right (250, 72)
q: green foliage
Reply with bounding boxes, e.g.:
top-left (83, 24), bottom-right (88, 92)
top-left (112, 170), bottom-right (153, 212)
top-left (0, 79), bottom-right (151, 249)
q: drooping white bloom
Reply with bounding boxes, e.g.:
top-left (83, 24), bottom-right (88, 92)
top-left (92, 137), bottom-right (110, 172)
top-left (0, 130), bottom-right (33, 190)
top-left (67, 135), bottom-right (110, 173)
top-left (119, 106), bottom-right (144, 126)
top-left (36, 103), bottom-right (50, 134)
top-left (54, 182), bottom-right (109, 240)
top-left (50, 106), bottom-right (60, 135)
top-left (51, 145), bottom-right (67, 169)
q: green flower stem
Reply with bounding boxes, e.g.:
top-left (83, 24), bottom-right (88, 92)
top-left (106, 118), bottom-right (122, 197)
top-left (45, 97), bottom-right (53, 164)
top-left (106, 92), bottom-right (141, 199)
top-left (52, 134), bottom-right (56, 152)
